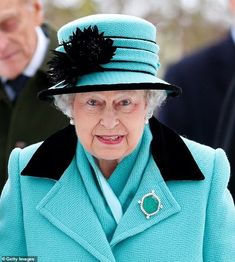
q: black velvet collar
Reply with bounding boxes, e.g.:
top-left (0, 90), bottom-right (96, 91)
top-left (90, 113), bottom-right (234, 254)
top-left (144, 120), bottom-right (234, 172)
top-left (21, 117), bottom-right (204, 181)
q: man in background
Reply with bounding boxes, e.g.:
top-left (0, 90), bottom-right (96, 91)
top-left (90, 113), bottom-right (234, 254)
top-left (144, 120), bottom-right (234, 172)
top-left (214, 77), bottom-right (235, 200)
top-left (159, 0), bottom-right (235, 199)
top-left (0, 0), bottom-right (69, 192)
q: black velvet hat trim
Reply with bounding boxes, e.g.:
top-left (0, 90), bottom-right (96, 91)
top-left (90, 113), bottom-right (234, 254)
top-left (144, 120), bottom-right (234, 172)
top-left (21, 117), bottom-right (204, 181)
top-left (38, 82), bottom-right (181, 102)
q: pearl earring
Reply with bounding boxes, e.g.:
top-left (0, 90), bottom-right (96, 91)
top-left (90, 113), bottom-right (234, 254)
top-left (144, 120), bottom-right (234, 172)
top-left (145, 111), bottom-right (153, 124)
top-left (70, 118), bottom-right (75, 125)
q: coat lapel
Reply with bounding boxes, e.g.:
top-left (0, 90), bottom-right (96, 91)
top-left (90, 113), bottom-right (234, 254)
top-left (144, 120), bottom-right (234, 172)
top-left (110, 156), bottom-right (181, 247)
top-left (36, 158), bottom-right (116, 262)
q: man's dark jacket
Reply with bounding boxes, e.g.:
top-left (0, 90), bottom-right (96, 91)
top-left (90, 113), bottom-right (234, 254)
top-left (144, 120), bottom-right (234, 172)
top-left (214, 77), bottom-right (235, 200)
top-left (0, 25), bottom-right (69, 192)
top-left (158, 32), bottom-right (235, 199)
top-left (159, 32), bottom-right (235, 146)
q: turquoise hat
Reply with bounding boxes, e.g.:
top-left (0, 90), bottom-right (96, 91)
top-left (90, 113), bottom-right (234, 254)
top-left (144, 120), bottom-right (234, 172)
top-left (38, 14), bottom-right (181, 100)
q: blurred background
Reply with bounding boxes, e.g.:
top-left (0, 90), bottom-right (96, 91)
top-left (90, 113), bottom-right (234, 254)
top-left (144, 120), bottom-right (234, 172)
top-left (42, 0), bottom-right (233, 76)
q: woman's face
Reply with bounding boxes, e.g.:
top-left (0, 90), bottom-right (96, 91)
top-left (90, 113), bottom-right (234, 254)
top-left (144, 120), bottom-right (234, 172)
top-left (73, 90), bottom-right (147, 162)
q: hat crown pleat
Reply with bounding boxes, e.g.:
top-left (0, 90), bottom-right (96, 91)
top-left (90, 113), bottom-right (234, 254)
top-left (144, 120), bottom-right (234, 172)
top-left (58, 14), bottom-right (157, 44)
top-left (56, 14), bottom-right (160, 77)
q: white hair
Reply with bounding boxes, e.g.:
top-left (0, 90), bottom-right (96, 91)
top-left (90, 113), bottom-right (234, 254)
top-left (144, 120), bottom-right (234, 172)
top-left (53, 89), bottom-right (167, 121)
top-left (145, 89), bottom-right (167, 119)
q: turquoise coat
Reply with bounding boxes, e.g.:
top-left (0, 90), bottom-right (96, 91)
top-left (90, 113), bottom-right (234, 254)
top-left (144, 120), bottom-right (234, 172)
top-left (0, 118), bottom-right (234, 261)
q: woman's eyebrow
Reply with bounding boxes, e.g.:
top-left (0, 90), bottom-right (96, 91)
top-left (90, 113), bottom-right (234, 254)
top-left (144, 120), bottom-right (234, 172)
top-left (78, 90), bottom-right (140, 100)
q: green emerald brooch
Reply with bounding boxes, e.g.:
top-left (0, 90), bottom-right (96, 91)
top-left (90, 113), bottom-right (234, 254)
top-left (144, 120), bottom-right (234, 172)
top-left (138, 190), bottom-right (163, 219)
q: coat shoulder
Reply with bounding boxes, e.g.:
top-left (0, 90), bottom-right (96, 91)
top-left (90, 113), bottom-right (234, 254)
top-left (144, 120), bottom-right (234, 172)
top-left (9, 142), bottom-right (43, 174)
top-left (182, 137), bottom-right (215, 156)
top-left (181, 137), bottom-right (230, 183)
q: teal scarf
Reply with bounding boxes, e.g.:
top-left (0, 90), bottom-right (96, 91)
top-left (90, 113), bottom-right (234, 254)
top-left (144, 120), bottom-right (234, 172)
top-left (76, 124), bottom-right (153, 241)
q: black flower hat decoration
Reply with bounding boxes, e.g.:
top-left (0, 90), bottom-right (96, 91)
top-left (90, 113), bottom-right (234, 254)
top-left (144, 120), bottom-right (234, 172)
top-left (48, 25), bottom-right (117, 87)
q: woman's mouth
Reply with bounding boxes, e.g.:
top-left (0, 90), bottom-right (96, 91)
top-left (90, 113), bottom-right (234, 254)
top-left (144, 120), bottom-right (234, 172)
top-left (96, 135), bottom-right (124, 145)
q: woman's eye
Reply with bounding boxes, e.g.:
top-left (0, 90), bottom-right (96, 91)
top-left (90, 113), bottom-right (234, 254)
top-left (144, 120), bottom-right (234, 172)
top-left (87, 99), bottom-right (98, 106)
top-left (119, 99), bottom-right (131, 106)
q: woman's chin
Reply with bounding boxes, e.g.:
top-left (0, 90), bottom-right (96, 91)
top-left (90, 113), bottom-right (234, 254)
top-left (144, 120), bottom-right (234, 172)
top-left (95, 152), bottom-right (124, 162)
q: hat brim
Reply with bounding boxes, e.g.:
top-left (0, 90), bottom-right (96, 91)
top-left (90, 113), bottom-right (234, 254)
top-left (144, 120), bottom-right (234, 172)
top-left (38, 71), bottom-right (181, 101)
top-left (38, 82), bottom-right (180, 101)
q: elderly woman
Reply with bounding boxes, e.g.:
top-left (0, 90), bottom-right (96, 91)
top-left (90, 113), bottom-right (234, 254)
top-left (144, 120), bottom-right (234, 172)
top-left (0, 14), bottom-right (235, 261)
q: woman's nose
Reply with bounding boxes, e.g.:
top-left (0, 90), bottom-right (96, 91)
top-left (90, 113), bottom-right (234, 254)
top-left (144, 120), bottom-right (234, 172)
top-left (100, 107), bottom-right (119, 129)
